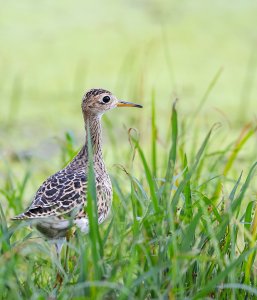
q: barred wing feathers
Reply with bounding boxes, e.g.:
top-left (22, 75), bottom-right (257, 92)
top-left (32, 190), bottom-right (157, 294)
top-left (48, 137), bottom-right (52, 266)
top-left (12, 168), bottom-right (87, 220)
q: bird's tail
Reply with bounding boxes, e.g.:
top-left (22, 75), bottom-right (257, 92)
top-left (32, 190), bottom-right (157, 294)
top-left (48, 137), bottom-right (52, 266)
top-left (11, 213), bottom-right (28, 220)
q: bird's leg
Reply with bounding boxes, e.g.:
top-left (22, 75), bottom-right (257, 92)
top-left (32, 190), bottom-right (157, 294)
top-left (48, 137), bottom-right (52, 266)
top-left (64, 229), bottom-right (73, 272)
top-left (53, 239), bottom-right (65, 289)
top-left (54, 272), bottom-right (63, 289)
top-left (53, 229), bottom-right (74, 289)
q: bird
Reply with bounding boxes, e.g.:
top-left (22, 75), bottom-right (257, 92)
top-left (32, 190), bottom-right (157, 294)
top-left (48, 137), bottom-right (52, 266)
top-left (12, 88), bottom-right (142, 254)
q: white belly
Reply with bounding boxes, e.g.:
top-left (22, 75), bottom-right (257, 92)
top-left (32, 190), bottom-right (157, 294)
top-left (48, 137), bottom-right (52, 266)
top-left (74, 218), bottom-right (89, 233)
top-left (75, 208), bottom-right (111, 234)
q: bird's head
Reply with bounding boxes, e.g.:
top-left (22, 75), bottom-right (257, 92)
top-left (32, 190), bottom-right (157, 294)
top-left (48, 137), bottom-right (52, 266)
top-left (81, 88), bottom-right (142, 116)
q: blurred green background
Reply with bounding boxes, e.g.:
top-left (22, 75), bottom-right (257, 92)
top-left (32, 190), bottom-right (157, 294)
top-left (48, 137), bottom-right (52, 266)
top-left (1, 0), bottom-right (257, 205)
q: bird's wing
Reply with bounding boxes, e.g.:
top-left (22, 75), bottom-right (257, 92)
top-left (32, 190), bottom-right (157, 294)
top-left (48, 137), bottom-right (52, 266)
top-left (12, 168), bottom-right (87, 220)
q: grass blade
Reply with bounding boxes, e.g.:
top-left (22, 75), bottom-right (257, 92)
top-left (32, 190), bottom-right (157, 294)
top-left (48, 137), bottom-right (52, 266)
top-left (85, 125), bottom-right (104, 282)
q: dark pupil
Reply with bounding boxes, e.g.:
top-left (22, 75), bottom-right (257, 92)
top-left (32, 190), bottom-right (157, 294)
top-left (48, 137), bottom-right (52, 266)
top-left (103, 96), bottom-right (110, 103)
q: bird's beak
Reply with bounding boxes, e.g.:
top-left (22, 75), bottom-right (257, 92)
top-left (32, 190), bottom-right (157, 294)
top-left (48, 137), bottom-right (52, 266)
top-left (117, 100), bottom-right (143, 108)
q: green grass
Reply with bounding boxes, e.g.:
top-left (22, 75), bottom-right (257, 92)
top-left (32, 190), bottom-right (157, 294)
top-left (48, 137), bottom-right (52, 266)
top-left (1, 1), bottom-right (257, 299)
top-left (1, 100), bottom-right (257, 299)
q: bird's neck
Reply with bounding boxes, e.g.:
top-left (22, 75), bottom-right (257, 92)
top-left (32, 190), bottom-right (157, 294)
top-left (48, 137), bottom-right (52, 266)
top-left (84, 114), bottom-right (103, 159)
top-left (68, 114), bottom-right (105, 170)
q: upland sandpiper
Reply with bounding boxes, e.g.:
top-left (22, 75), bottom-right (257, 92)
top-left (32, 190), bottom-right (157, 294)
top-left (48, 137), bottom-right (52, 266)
top-left (12, 88), bottom-right (142, 251)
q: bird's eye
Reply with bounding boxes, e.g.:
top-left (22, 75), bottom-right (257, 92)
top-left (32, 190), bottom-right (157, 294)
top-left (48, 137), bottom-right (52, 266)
top-left (102, 96), bottom-right (110, 103)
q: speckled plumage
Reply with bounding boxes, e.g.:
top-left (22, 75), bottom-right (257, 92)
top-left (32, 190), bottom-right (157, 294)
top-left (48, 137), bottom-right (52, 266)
top-left (12, 88), bottom-right (142, 241)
